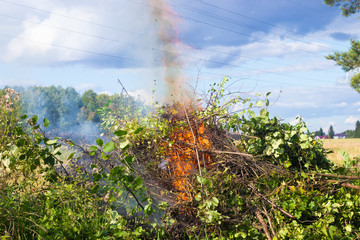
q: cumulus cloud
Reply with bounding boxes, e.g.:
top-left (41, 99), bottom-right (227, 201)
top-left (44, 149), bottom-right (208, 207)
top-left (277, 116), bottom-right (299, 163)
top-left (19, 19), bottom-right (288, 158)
top-left (345, 116), bottom-right (358, 124)
top-left (74, 83), bottom-right (99, 93)
top-left (0, 0), bottom-right (158, 67)
top-left (269, 85), bottom-right (359, 120)
top-left (335, 102), bottom-right (348, 107)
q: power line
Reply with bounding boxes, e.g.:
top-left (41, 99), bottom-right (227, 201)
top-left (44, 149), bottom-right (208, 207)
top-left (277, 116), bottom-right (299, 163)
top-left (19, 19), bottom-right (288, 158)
top-left (0, 30), bottom-right (338, 87)
top-left (0, 0), bottom-right (335, 67)
top-left (172, 0), bottom-right (339, 52)
top-left (128, 0), bottom-right (332, 59)
top-left (0, 10), bottom-right (335, 84)
top-left (0, 1), bottom-right (344, 86)
top-left (0, 33), bottom-right (138, 63)
top-left (0, 0), bottom-right (144, 37)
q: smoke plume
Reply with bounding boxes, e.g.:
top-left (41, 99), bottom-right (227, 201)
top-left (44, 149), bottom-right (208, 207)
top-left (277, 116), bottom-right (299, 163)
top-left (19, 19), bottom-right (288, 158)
top-left (151, 0), bottom-right (191, 105)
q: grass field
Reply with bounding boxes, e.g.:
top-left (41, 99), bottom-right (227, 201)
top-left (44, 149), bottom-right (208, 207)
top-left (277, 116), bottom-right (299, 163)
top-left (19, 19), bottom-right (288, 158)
top-left (322, 138), bottom-right (360, 166)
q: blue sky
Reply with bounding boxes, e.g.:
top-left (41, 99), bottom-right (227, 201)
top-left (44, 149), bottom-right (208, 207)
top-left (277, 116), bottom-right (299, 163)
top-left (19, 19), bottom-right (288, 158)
top-left (0, 0), bottom-right (360, 133)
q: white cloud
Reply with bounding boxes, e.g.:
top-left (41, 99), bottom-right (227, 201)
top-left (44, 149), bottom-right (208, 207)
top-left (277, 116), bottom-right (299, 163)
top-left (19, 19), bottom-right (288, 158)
top-left (345, 116), bottom-right (358, 124)
top-left (335, 102), bottom-right (348, 107)
top-left (74, 83), bottom-right (98, 92)
top-left (0, 0), bottom-right (158, 66)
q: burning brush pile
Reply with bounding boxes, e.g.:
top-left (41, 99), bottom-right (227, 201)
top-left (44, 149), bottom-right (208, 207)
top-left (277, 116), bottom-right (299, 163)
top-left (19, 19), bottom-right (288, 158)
top-left (128, 98), bottom-right (293, 238)
top-left (122, 82), bottom-right (359, 238)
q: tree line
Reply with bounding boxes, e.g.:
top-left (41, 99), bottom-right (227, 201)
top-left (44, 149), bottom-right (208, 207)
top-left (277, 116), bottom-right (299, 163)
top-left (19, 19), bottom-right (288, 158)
top-left (0, 85), bottom-right (147, 131)
top-left (313, 120), bottom-right (360, 138)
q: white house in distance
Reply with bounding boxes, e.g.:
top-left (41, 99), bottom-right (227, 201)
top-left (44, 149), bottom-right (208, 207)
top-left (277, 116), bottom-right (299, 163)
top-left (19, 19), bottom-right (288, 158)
top-left (333, 133), bottom-right (347, 139)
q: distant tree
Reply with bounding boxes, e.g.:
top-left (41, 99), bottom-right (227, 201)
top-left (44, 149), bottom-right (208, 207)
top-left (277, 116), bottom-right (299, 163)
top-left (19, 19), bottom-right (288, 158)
top-left (355, 120), bottom-right (360, 138)
top-left (328, 125), bottom-right (335, 139)
top-left (314, 127), bottom-right (325, 136)
top-left (324, 0), bottom-right (360, 16)
top-left (324, 0), bottom-right (360, 93)
top-left (20, 86), bottom-right (82, 129)
top-left (80, 90), bottom-right (100, 122)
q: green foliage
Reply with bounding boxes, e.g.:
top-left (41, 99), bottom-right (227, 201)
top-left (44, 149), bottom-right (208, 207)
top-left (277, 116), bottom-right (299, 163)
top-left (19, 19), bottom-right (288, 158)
top-left (0, 89), bottom-right (158, 239)
top-left (314, 127), bottom-right (325, 137)
top-left (2, 86), bottom-right (147, 136)
top-left (351, 72), bottom-right (360, 93)
top-left (344, 120), bottom-right (360, 138)
top-left (238, 113), bottom-right (331, 170)
top-left (324, 0), bottom-right (360, 16)
top-left (2, 80), bottom-right (360, 239)
top-left (326, 39), bottom-right (360, 71)
top-left (325, 26), bottom-right (360, 93)
top-left (329, 125), bottom-right (335, 139)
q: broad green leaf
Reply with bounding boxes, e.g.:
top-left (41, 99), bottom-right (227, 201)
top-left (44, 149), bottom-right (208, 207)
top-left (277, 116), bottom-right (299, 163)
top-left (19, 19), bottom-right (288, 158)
top-left (43, 118), bottom-right (49, 128)
top-left (96, 138), bottom-right (103, 147)
top-left (93, 173), bottom-right (101, 182)
top-left (44, 156), bottom-right (55, 166)
top-left (119, 140), bottom-right (130, 149)
top-left (260, 108), bottom-right (268, 116)
top-left (114, 130), bottom-right (127, 137)
top-left (256, 100), bottom-right (264, 107)
top-left (31, 115), bottom-right (38, 123)
top-left (46, 139), bottom-right (57, 145)
top-left (103, 142), bottom-right (116, 152)
top-left (284, 161), bottom-right (292, 169)
top-left (90, 146), bottom-right (98, 151)
top-left (125, 155), bottom-right (135, 164)
top-left (16, 139), bottom-right (26, 147)
top-left (265, 99), bottom-right (269, 106)
top-left (133, 177), bottom-right (143, 190)
top-left (249, 110), bottom-right (255, 118)
top-left (134, 127), bottom-right (144, 134)
top-left (67, 152), bottom-right (75, 160)
top-left (101, 152), bottom-right (110, 160)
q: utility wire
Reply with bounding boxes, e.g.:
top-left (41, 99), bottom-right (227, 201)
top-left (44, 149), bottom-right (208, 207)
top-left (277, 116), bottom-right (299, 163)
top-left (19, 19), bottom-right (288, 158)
top-left (172, 0), bottom-right (340, 52)
top-left (1, 0), bottom-right (334, 60)
top-left (1, 0), bottom-right (346, 77)
top-left (0, 1), bottom-right (316, 69)
top-left (0, 11), bottom-right (336, 83)
top-left (128, 0), bottom-right (333, 59)
top-left (0, 0), bottom-right (345, 86)
top-left (0, 0), bottom-right (144, 37)
top-left (0, 31), bottom-right (338, 87)
top-left (193, 0), bottom-right (351, 49)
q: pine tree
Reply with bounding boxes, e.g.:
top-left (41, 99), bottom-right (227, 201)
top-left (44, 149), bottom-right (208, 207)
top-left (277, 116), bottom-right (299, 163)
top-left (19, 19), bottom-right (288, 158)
top-left (328, 125), bottom-right (335, 139)
top-left (355, 120), bottom-right (360, 138)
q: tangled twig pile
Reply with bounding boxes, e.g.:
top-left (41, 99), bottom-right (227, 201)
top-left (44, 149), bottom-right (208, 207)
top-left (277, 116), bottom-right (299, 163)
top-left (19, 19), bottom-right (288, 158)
top-left (129, 100), bottom-right (360, 239)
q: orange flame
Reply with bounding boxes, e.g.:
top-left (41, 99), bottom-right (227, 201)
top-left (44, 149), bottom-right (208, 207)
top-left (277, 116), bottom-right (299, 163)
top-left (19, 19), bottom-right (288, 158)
top-left (164, 107), bottom-right (212, 201)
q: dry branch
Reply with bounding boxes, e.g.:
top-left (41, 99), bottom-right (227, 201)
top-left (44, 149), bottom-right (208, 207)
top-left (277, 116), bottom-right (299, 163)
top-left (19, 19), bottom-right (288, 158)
top-left (248, 184), bottom-right (297, 220)
top-left (324, 179), bottom-right (360, 190)
top-left (254, 209), bottom-right (272, 240)
top-left (309, 172), bottom-right (360, 180)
